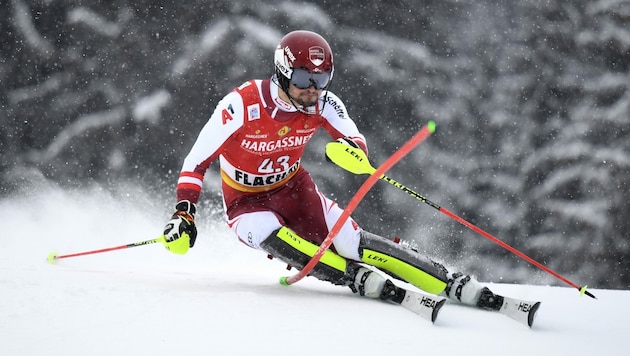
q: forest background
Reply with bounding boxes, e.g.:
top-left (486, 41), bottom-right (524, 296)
top-left (1, 0), bottom-right (628, 289)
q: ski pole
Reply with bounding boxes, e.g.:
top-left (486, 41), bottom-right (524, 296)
top-left (280, 121), bottom-right (436, 286)
top-left (47, 237), bottom-right (165, 262)
top-left (325, 141), bottom-right (596, 299)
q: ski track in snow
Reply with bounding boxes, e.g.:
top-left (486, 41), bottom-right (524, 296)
top-left (1, 184), bottom-right (627, 356)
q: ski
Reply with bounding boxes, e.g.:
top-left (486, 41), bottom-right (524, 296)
top-left (380, 279), bottom-right (538, 326)
top-left (394, 290), bottom-right (539, 327)
top-left (497, 295), bottom-right (541, 328)
top-left (380, 280), bottom-right (446, 323)
top-left (476, 287), bottom-right (541, 328)
top-left (385, 287), bottom-right (540, 326)
top-left (400, 289), bottom-right (446, 323)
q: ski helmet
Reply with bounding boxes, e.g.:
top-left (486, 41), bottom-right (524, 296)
top-left (274, 30), bottom-right (334, 93)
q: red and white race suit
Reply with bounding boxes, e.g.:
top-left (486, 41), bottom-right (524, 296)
top-left (176, 78), bottom-right (367, 260)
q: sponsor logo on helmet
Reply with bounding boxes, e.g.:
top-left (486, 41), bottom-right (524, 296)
top-left (309, 46), bottom-right (325, 66)
top-left (275, 46), bottom-right (292, 78)
top-left (284, 46), bottom-right (296, 62)
top-left (275, 59), bottom-right (290, 76)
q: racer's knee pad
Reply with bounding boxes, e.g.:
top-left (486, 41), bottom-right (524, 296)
top-left (358, 230), bottom-right (449, 294)
top-left (260, 226), bottom-right (357, 286)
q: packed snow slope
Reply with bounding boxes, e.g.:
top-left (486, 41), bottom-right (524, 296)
top-left (1, 183), bottom-right (627, 356)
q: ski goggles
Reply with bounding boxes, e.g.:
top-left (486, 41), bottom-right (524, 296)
top-left (290, 69), bottom-right (331, 89)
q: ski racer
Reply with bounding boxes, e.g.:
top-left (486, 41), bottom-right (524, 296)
top-left (160, 30), bottom-right (505, 312)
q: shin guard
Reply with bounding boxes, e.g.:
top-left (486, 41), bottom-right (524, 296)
top-left (260, 227), bottom-right (356, 286)
top-left (358, 231), bottom-right (449, 294)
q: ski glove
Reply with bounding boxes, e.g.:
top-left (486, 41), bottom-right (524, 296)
top-left (162, 200), bottom-right (197, 255)
top-left (326, 137), bottom-right (360, 163)
top-left (336, 137), bottom-right (360, 149)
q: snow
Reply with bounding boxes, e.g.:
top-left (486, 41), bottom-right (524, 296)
top-left (1, 183), bottom-right (627, 356)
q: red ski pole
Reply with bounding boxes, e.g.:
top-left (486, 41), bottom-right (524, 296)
top-left (47, 237), bottom-right (164, 262)
top-left (379, 175), bottom-right (596, 299)
top-left (326, 141), bottom-right (597, 299)
top-left (280, 121), bottom-right (436, 286)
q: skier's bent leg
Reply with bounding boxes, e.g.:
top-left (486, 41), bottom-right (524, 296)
top-left (358, 231), bottom-right (501, 309)
top-left (260, 226), bottom-right (352, 285)
top-left (358, 230), bottom-right (449, 294)
top-left (260, 227), bottom-right (404, 302)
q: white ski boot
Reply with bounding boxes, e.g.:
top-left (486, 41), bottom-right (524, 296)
top-left (352, 267), bottom-right (387, 298)
top-left (444, 272), bottom-right (541, 327)
top-left (444, 272), bottom-right (485, 306)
